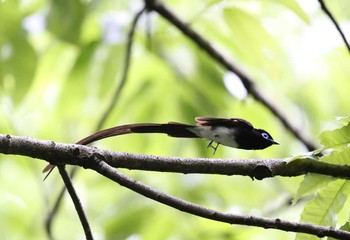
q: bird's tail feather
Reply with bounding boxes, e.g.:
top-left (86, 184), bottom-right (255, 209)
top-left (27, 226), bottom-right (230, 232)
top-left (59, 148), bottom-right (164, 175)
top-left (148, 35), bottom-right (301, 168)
top-left (42, 122), bottom-right (197, 176)
top-left (130, 123), bottom-right (198, 138)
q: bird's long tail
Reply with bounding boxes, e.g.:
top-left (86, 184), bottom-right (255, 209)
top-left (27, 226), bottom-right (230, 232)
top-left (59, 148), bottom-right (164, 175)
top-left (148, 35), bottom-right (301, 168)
top-left (42, 122), bottom-right (198, 177)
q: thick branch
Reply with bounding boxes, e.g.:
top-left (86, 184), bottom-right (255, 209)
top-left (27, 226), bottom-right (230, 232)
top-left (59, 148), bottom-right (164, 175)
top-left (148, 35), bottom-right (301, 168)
top-left (1, 134), bottom-right (350, 180)
top-left (144, 0), bottom-right (317, 151)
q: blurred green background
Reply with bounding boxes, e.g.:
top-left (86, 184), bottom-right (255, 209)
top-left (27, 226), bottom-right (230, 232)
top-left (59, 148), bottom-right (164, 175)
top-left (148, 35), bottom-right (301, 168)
top-left (0, 0), bottom-right (350, 239)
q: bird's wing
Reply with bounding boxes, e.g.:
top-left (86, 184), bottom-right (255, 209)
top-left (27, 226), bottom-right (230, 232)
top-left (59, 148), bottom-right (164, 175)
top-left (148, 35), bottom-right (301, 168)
top-left (195, 117), bottom-right (254, 130)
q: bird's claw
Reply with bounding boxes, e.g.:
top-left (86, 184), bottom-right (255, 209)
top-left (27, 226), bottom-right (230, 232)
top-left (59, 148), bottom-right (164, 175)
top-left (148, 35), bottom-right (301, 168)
top-left (207, 139), bottom-right (219, 155)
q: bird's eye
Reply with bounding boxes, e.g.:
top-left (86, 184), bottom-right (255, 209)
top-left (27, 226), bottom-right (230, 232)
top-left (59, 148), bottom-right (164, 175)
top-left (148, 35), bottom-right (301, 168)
top-left (261, 133), bottom-right (270, 139)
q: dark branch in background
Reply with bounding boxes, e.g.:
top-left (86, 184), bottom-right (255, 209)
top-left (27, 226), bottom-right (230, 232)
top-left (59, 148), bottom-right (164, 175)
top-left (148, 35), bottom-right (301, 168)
top-left (318, 0), bottom-right (350, 54)
top-left (145, 11), bottom-right (153, 51)
top-left (96, 6), bottom-right (147, 130)
top-left (2, 135), bottom-right (350, 181)
top-left (93, 161), bottom-right (350, 240)
top-left (144, 0), bottom-right (317, 151)
top-left (44, 7), bottom-right (148, 237)
top-left (56, 166), bottom-right (94, 240)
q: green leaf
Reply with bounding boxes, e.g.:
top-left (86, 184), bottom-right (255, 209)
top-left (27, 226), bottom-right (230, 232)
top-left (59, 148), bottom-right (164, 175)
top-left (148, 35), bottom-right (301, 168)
top-left (341, 222), bottom-right (350, 232)
top-left (0, 35), bottom-right (37, 104)
top-left (0, 1), bottom-right (37, 104)
top-left (319, 124), bottom-right (350, 149)
top-left (320, 147), bottom-right (350, 165)
top-left (296, 180), bottom-right (350, 240)
top-left (327, 200), bottom-right (350, 240)
top-left (328, 222), bottom-right (350, 240)
top-left (273, 0), bottom-right (310, 23)
top-left (293, 174), bottom-right (335, 204)
top-left (287, 152), bottom-right (319, 163)
top-left (336, 196), bottom-right (350, 231)
top-left (223, 7), bottom-right (278, 64)
top-left (208, 0), bottom-right (223, 7)
top-left (336, 116), bottom-right (350, 125)
top-left (47, 0), bottom-right (86, 44)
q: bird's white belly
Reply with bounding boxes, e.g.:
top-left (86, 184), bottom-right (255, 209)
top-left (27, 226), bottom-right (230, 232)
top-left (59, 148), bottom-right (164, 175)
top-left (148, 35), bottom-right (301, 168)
top-left (190, 126), bottom-right (239, 148)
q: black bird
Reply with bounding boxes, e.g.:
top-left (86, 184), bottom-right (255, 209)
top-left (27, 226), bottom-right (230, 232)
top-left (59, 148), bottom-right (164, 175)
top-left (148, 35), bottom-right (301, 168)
top-left (43, 117), bottom-right (278, 176)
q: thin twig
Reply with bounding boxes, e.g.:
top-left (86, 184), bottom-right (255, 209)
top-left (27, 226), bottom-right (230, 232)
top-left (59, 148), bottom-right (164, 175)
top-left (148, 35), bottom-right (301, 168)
top-left (145, 10), bottom-right (153, 51)
top-left (96, 6), bottom-right (147, 130)
top-left (45, 167), bottom-right (79, 238)
top-left (44, 7), bottom-right (147, 236)
top-left (144, 0), bottom-right (317, 151)
top-left (318, 0), bottom-right (350, 54)
top-left (57, 166), bottom-right (93, 240)
top-left (92, 160), bottom-right (350, 239)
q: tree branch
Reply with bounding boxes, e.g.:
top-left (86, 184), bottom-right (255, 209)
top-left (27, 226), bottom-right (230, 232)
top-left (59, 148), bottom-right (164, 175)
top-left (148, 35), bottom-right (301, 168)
top-left (144, 0), bottom-right (317, 151)
top-left (97, 6), bottom-right (147, 130)
top-left (1, 134), bottom-right (350, 180)
top-left (318, 0), bottom-right (350, 54)
top-left (56, 166), bottom-right (93, 240)
top-left (45, 167), bottom-right (79, 239)
top-left (2, 134), bottom-right (350, 238)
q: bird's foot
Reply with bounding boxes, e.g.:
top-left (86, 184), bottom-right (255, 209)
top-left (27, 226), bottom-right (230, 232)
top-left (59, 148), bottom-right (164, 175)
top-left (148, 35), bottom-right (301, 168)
top-left (207, 139), bottom-right (219, 155)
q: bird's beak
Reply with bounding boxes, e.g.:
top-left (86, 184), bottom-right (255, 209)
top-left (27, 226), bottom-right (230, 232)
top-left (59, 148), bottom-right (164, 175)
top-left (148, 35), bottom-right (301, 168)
top-left (271, 140), bottom-right (279, 145)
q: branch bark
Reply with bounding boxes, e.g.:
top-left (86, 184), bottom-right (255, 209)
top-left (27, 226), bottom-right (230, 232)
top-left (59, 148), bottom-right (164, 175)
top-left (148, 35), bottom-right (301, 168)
top-left (2, 134), bottom-right (350, 238)
top-left (57, 166), bottom-right (93, 240)
top-left (94, 160), bottom-right (350, 240)
top-left (1, 134), bottom-right (349, 180)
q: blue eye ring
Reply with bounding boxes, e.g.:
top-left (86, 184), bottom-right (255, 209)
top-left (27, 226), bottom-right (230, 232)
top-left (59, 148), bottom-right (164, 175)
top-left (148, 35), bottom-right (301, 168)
top-left (261, 132), bottom-right (270, 139)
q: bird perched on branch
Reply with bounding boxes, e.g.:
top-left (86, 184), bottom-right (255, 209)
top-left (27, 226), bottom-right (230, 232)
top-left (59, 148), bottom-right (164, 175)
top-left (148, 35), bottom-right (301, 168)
top-left (42, 117), bottom-right (278, 179)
